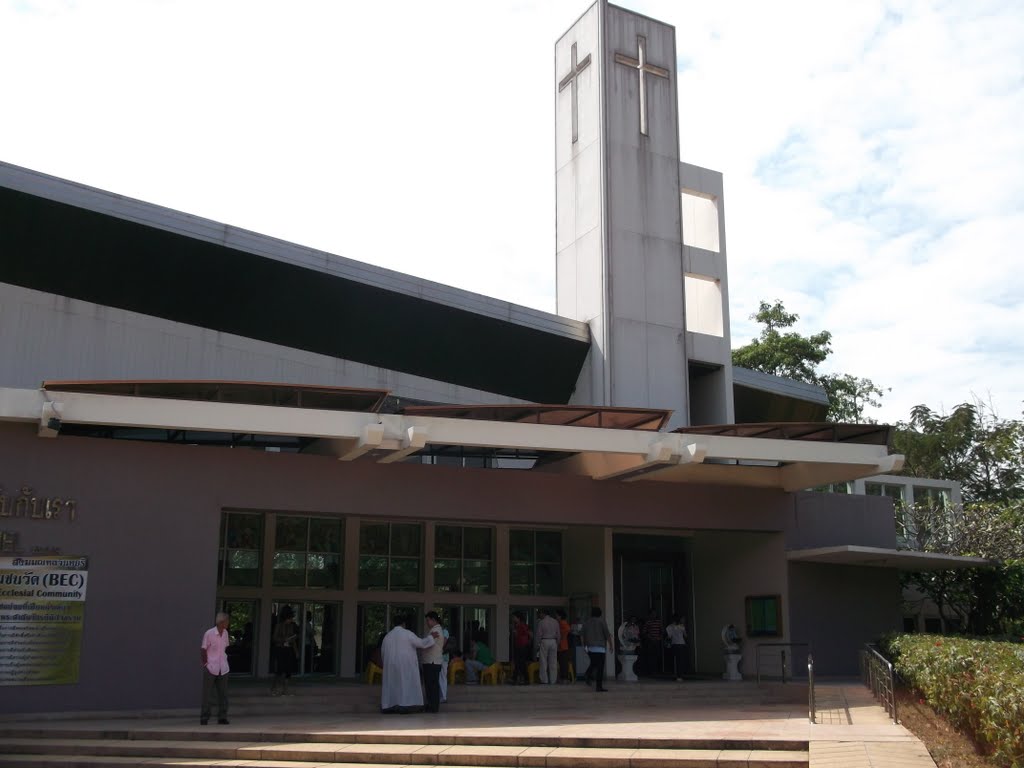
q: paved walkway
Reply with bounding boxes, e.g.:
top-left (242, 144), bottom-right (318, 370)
top-left (7, 682), bottom-right (936, 768)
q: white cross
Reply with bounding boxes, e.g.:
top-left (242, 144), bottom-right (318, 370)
top-left (614, 35), bottom-right (670, 137)
top-left (558, 42), bottom-right (592, 144)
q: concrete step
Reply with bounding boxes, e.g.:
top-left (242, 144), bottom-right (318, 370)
top-left (0, 737), bottom-right (809, 767)
top-left (0, 728), bottom-right (808, 751)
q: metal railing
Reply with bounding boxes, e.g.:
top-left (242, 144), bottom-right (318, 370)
top-left (860, 644), bottom-right (899, 723)
top-left (755, 642), bottom-right (810, 684)
top-left (807, 653), bottom-right (815, 724)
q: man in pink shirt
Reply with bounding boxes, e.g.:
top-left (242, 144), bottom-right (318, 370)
top-left (200, 612), bottom-right (231, 725)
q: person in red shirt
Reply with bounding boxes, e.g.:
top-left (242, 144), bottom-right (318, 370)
top-left (556, 609), bottom-right (571, 683)
top-left (511, 612), bottom-right (532, 685)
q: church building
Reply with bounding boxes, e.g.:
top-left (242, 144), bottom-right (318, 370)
top-left (0, 1), bottom-right (979, 714)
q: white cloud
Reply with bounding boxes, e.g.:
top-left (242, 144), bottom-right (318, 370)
top-left (0, 0), bottom-right (1021, 423)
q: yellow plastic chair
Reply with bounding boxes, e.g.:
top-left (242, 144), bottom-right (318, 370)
top-left (480, 662), bottom-right (504, 685)
top-left (447, 658), bottom-right (466, 685)
top-left (527, 661), bottom-right (541, 684)
top-left (364, 661), bottom-right (383, 685)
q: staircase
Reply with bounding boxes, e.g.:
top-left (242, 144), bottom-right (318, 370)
top-left (0, 681), bottom-right (812, 767)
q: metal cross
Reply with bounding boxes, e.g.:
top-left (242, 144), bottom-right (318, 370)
top-left (614, 35), bottom-right (670, 137)
top-left (558, 42), bottom-right (592, 144)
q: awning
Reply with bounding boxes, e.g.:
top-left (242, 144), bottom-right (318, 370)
top-left (787, 545), bottom-right (994, 571)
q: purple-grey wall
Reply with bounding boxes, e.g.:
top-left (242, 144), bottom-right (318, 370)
top-left (0, 422), bottom-right (796, 713)
top-left (787, 562), bottom-right (901, 675)
top-left (788, 491), bottom-right (897, 550)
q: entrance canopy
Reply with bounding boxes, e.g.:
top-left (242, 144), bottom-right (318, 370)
top-left (0, 382), bottom-right (904, 491)
top-left (787, 545), bottom-right (993, 571)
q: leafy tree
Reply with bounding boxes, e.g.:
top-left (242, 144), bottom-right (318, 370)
top-left (900, 499), bottom-right (1024, 634)
top-left (894, 400), bottom-right (1024, 503)
top-left (732, 300), bottom-right (886, 423)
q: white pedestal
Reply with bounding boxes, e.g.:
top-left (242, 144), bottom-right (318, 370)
top-left (722, 653), bottom-right (742, 681)
top-left (618, 652), bottom-right (639, 682)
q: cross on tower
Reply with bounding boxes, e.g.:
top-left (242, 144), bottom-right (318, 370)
top-left (558, 42), bottom-right (592, 144)
top-left (614, 35), bottom-right (670, 137)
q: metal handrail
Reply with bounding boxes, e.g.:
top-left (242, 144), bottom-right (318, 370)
top-left (808, 654), bottom-right (815, 724)
top-left (755, 642), bottom-right (810, 684)
top-left (860, 644), bottom-right (899, 723)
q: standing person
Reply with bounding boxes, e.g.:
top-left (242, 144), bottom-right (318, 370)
top-left (556, 609), bottom-right (571, 683)
top-left (270, 606), bottom-right (299, 696)
top-left (642, 610), bottom-right (663, 676)
top-left (438, 618), bottom-right (451, 704)
top-left (535, 608), bottom-right (560, 684)
top-left (581, 606), bottom-right (612, 693)
top-left (421, 611), bottom-right (444, 713)
top-left (200, 612), bottom-right (231, 725)
top-left (666, 614), bottom-right (688, 681)
top-left (511, 612), bottom-right (532, 685)
top-left (381, 614), bottom-right (435, 714)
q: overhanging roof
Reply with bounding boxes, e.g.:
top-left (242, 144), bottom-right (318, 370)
top-left (1, 386), bottom-right (905, 491)
top-left (787, 545), bottom-right (994, 571)
top-left (732, 367), bottom-right (829, 423)
top-left (677, 422), bottom-right (892, 446)
top-left (0, 162), bottom-right (590, 403)
top-left (401, 404), bottom-right (671, 432)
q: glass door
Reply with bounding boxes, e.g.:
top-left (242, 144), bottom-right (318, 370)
top-left (271, 600), bottom-right (340, 676)
top-left (356, 602), bottom-right (422, 674)
top-left (220, 599), bottom-right (258, 676)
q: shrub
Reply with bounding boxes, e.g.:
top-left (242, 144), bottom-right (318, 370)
top-left (886, 634), bottom-right (1024, 767)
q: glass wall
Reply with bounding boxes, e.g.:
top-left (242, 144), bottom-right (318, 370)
top-left (273, 516), bottom-right (343, 588)
top-left (509, 529), bottom-right (563, 595)
top-left (358, 522), bottom-right (422, 591)
top-left (219, 512), bottom-right (263, 586)
top-left (434, 525), bottom-right (493, 594)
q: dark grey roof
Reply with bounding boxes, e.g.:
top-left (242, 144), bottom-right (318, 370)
top-left (0, 162), bottom-right (590, 403)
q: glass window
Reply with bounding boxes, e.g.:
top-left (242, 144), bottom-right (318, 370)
top-left (745, 595), bottom-right (782, 637)
top-left (865, 482), bottom-right (905, 502)
top-left (433, 525), bottom-right (493, 594)
top-left (220, 512), bottom-right (263, 587)
top-left (913, 486), bottom-right (949, 509)
top-left (509, 529), bottom-right (562, 596)
top-left (358, 522), bottom-right (423, 591)
top-left (273, 515), bottom-right (343, 589)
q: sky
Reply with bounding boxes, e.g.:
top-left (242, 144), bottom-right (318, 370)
top-left (1, 0), bottom-right (1022, 424)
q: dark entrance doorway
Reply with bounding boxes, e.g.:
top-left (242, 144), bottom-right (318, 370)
top-left (613, 533), bottom-right (692, 679)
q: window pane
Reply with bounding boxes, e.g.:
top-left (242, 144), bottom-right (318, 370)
top-left (390, 558), bottom-right (421, 591)
top-left (226, 513), bottom-right (262, 550)
top-left (276, 516), bottom-right (308, 551)
top-left (309, 518), bottom-right (342, 553)
top-left (225, 549), bottom-right (260, 586)
top-left (391, 524), bottom-right (421, 557)
top-left (536, 531), bottom-right (562, 563)
top-left (358, 555), bottom-right (388, 590)
top-left (509, 530), bottom-right (534, 561)
top-left (360, 523), bottom-right (389, 556)
top-left (464, 527), bottom-right (492, 559)
top-left (865, 483), bottom-right (882, 496)
top-left (536, 563), bottom-right (562, 595)
top-left (435, 526), bottom-right (462, 559)
top-left (463, 561), bottom-right (493, 594)
top-left (307, 554), bottom-right (341, 588)
top-left (433, 558), bottom-right (461, 591)
top-left (509, 562), bottom-right (533, 595)
top-left (272, 552), bottom-right (306, 586)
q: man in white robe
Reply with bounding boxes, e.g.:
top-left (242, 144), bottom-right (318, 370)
top-left (381, 614), bottom-right (435, 713)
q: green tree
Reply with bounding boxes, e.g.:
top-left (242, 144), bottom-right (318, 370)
top-left (732, 300), bottom-right (886, 423)
top-left (894, 400), bottom-right (1024, 503)
top-left (895, 401), bottom-right (1024, 635)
